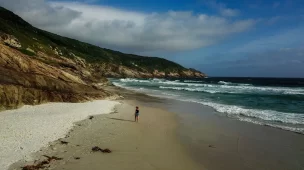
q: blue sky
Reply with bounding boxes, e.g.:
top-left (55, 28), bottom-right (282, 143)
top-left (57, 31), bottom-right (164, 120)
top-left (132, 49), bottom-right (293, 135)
top-left (1, 0), bottom-right (304, 77)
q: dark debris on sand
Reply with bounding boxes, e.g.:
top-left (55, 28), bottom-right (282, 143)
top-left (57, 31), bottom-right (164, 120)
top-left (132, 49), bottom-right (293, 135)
top-left (60, 141), bottom-right (69, 145)
top-left (89, 116), bottom-right (94, 120)
top-left (92, 146), bottom-right (112, 153)
top-left (208, 145), bottom-right (216, 148)
top-left (22, 155), bottom-right (62, 170)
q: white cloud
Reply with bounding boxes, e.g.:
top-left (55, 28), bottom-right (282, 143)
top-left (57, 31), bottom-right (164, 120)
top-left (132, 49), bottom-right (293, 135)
top-left (207, 0), bottom-right (240, 17)
top-left (219, 8), bottom-right (239, 17)
top-left (0, 0), bottom-right (255, 53)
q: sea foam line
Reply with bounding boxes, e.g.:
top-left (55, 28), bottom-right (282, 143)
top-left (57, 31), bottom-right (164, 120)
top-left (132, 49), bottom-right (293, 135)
top-left (0, 100), bottom-right (120, 170)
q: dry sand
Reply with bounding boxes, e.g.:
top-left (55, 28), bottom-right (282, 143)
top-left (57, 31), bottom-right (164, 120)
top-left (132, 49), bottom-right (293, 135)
top-left (0, 100), bottom-right (119, 170)
top-left (9, 100), bottom-right (202, 170)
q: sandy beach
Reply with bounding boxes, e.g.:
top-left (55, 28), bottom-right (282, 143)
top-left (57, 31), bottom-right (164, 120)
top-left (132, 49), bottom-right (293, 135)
top-left (0, 100), bottom-right (119, 170)
top-left (8, 99), bottom-right (202, 170)
top-left (2, 86), bottom-right (304, 170)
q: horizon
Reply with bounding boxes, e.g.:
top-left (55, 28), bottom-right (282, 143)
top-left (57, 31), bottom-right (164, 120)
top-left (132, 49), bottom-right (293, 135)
top-left (0, 0), bottom-right (303, 78)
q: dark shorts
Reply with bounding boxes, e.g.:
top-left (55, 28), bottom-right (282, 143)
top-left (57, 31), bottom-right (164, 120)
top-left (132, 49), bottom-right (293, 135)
top-left (135, 113), bottom-right (139, 117)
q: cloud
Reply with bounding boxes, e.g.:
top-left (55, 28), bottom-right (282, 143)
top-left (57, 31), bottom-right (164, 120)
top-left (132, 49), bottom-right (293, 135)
top-left (0, 0), bottom-right (255, 53)
top-left (230, 27), bottom-right (304, 53)
top-left (207, 0), bottom-right (240, 17)
top-left (219, 8), bottom-right (239, 17)
top-left (0, 0), bottom-right (82, 28)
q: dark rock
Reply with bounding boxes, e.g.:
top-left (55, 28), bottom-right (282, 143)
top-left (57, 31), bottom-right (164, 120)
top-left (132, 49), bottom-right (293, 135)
top-left (102, 148), bottom-right (112, 153)
top-left (92, 146), bottom-right (112, 153)
top-left (89, 116), bottom-right (94, 120)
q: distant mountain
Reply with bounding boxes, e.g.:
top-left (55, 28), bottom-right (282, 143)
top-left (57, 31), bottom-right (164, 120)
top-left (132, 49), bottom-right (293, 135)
top-left (0, 6), bottom-right (205, 111)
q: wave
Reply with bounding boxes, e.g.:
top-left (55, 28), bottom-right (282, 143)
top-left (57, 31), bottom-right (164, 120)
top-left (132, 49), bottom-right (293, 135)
top-left (120, 78), bottom-right (151, 83)
top-left (119, 78), bottom-right (207, 87)
top-left (112, 79), bottom-right (304, 134)
top-left (159, 86), bottom-right (304, 96)
top-left (219, 81), bottom-right (252, 86)
top-left (159, 86), bottom-right (224, 94)
top-left (181, 100), bottom-right (304, 125)
top-left (118, 78), bottom-right (304, 95)
top-left (220, 85), bottom-right (304, 95)
top-left (184, 80), bottom-right (203, 83)
top-left (218, 81), bottom-right (231, 85)
top-left (238, 117), bottom-right (304, 134)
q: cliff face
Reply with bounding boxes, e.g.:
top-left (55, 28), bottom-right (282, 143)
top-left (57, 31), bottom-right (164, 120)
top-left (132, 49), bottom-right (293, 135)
top-left (0, 6), bottom-right (207, 110)
top-left (0, 43), bottom-right (113, 110)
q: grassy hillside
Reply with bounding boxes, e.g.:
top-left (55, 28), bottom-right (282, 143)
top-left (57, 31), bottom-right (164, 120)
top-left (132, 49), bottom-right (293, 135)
top-left (0, 6), bottom-right (191, 73)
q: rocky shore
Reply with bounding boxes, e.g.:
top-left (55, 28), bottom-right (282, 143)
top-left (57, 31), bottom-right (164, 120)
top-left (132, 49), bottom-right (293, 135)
top-left (0, 33), bottom-right (205, 111)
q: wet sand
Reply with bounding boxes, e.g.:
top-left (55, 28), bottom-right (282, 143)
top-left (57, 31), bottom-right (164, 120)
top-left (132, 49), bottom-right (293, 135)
top-left (159, 99), bottom-right (304, 170)
top-left (107, 86), bottom-right (304, 170)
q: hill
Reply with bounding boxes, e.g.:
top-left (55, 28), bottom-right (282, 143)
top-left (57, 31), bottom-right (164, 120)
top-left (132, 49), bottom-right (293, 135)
top-left (0, 6), bottom-right (205, 78)
top-left (0, 6), bottom-right (205, 110)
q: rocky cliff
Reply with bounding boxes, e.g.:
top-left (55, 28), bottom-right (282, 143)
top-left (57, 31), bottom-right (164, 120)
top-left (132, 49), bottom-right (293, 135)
top-left (0, 6), bottom-right (206, 110)
top-left (0, 42), bottom-right (114, 110)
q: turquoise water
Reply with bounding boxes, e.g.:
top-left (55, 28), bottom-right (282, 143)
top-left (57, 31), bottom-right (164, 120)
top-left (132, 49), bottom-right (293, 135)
top-left (110, 77), bottom-right (304, 134)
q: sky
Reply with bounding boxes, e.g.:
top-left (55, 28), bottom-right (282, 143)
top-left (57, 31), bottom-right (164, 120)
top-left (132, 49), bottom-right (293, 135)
top-left (0, 0), bottom-right (303, 77)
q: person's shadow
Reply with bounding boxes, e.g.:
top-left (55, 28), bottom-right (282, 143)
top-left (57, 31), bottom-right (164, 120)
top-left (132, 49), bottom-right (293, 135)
top-left (108, 118), bottom-right (135, 122)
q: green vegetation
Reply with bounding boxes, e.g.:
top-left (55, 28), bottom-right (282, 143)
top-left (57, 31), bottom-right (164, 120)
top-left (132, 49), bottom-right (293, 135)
top-left (18, 49), bottom-right (35, 56)
top-left (0, 6), bottom-right (188, 73)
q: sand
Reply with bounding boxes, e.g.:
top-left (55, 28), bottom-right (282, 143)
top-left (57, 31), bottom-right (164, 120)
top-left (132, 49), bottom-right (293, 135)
top-left (0, 100), bottom-right (119, 170)
top-left (162, 99), bottom-right (304, 170)
top-left (5, 86), bottom-right (304, 170)
top-left (9, 100), bottom-right (202, 170)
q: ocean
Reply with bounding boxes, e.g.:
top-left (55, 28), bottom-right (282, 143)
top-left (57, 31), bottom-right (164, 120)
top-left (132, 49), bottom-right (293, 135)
top-left (110, 77), bottom-right (304, 134)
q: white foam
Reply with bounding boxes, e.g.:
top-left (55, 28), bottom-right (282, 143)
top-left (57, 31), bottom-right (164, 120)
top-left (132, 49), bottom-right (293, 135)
top-left (158, 84), bottom-right (304, 95)
top-left (238, 117), bottom-right (304, 134)
top-left (159, 86), bottom-right (228, 94)
top-left (120, 78), bottom-right (150, 83)
top-left (0, 100), bottom-right (120, 170)
top-left (198, 101), bottom-right (304, 125)
top-left (183, 80), bottom-right (203, 83)
top-left (218, 81), bottom-right (231, 85)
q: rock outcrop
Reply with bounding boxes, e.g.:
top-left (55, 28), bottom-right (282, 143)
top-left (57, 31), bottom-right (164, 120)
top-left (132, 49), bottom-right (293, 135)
top-left (93, 64), bottom-right (206, 78)
top-left (0, 43), bottom-right (112, 111)
top-left (0, 33), bottom-right (21, 48)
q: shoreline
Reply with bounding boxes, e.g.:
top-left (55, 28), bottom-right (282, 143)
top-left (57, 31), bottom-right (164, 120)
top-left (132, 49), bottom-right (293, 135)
top-left (8, 99), bottom-right (202, 170)
top-left (105, 86), bottom-right (304, 170)
top-left (3, 86), bottom-right (304, 170)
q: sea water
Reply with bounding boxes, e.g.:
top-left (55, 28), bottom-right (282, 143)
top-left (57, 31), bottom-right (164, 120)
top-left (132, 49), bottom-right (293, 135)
top-left (110, 77), bottom-right (304, 134)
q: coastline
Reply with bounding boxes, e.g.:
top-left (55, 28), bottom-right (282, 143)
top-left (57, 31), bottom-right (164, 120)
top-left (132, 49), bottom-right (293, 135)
top-left (105, 86), bottom-right (304, 170)
top-left (8, 98), bottom-right (202, 170)
top-left (3, 86), bottom-right (304, 170)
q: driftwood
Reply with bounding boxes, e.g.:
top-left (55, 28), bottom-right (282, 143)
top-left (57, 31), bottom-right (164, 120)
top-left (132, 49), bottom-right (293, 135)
top-left (92, 146), bottom-right (112, 153)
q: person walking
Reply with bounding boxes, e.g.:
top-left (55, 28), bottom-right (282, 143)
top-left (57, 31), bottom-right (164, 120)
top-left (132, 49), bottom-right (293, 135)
top-left (135, 106), bottom-right (139, 122)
